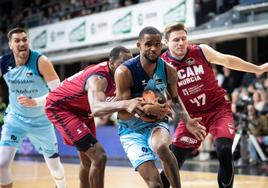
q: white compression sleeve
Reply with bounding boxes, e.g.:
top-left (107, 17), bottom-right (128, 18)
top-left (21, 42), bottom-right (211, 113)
top-left (44, 157), bottom-right (67, 188)
top-left (0, 146), bottom-right (16, 185)
top-left (34, 79), bottom-right (60, 106)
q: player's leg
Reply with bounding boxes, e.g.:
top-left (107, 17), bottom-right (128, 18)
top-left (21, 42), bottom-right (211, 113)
top-left (159, 120), bottom-right (203, 188)
top-left (80, 141), bottom-right (107, 188)
top-left (0, 146), bottom-right (16, 188)
top-left (78, 152), bottom-right (91, 188)
top-left (215, 138), bottom-right (234, 188)
top-left (150, 126), bottom-right (181, 188)
top-left (137, 161), bottom-right (163, 188)
top-left (29, 120), bottom-right (67, 188)
top-left (209, 104), bottom-right (235, 188)
top-left (160, 144), bottom-right (194, 188)
top-left (0, 115), bottom-right (26, 188)
top-left (119, 130), bottom-right (162, 188)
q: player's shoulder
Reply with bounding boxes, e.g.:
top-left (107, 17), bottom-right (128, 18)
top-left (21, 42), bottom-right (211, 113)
top-left (123, 55), bottom-right (139, 66)
top-left (0, 52), bottom-right (15, 74)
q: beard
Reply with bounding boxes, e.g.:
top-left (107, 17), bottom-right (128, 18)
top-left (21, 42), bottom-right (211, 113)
top-left (144, 53), bottom-right (158, 64)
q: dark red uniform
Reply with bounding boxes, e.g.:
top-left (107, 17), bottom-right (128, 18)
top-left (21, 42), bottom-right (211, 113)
top-left (46, 62), bottom-right (115, 146)
top-left (162, 45), bottom-right (235, 149)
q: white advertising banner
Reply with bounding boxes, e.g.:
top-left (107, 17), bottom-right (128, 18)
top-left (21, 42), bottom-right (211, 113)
top-left (29, 0), bottom-right (195, 52)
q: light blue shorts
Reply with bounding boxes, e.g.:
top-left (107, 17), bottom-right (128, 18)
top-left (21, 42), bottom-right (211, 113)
top-left (118, 117), bottom-right (169, 170)
top-left (0, 112), bottom-right (58, 158)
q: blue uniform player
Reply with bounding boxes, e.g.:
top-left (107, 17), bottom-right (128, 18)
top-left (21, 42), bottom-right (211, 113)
top-left (114, 26), bottom-right (198, 188)
top-left (0, 28), bottom-right (67, 188)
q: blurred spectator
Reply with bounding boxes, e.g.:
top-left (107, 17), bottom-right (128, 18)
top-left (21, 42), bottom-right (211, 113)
top-left (212, 65), bottom-right (224, 86)
top-left (221, 67), bottom-right (237, 95)
top-left (0, 96), bottom-right (7, 126)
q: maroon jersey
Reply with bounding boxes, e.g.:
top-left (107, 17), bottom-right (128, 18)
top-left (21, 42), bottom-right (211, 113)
top-left (162, 45), bottom-right (227, 115)
top-left (47, 62), bottom-right (115, 117)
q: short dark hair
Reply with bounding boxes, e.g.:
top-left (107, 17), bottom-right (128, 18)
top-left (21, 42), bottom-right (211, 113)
top-left (163, 23), bottom-right (187, 40)
top-left (138, 26), bottom-right (161, 41)
top-left (7, 27), bottom-right (27, 41)
top-left (109, 46), bottom-right (130, 61)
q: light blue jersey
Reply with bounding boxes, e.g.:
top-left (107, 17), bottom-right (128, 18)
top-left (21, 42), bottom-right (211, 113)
top-left (2, 50), bottom-right (49, 118)
top-left (0, 50), bottom-right (58, 157)
top-left (119, 55), bottom-right (168, 134)
top-left (118, 55), bottom-right (169, 170)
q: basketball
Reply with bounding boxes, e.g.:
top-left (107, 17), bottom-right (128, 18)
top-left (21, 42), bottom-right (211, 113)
top-left (139, 90), bottom-right (169, 122)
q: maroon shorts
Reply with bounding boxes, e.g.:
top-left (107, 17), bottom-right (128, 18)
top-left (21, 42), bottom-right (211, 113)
top-left (45, 99), bottom-right (96, 147)
top-left (172, 102), bottom-right (235, 149)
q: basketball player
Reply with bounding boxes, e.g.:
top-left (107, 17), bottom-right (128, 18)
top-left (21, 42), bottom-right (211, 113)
top-left (0, 28), bottom-right (67, 188)
top-left (160, 23), bottom-right (268, 188)
top-left (45, 46), bottom-right (140, 188)
top-left (114, 26), bottom-right (205, 188)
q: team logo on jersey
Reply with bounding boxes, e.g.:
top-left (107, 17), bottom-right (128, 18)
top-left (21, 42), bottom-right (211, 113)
top-left (7, 66), bottom-right (13, 71)
top-left (228, 123), bottom-right (235, 135)
top-left (26, 71), bottom-right (33, 77)
top-left (155, 78), bottom-right (163, 85)
top-left (186, 58), bottom-right (195, 65)
top-left (141, 80), bottom-right (147, 86)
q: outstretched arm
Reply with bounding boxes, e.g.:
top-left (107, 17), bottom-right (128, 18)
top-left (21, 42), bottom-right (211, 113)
top-left (200, 44), bottom-right (268, 74)
top-left (166, 63), bottom-right (206, 141)
top-left (18, 55), bottom-right (60, 107)
top-left (87, 73), bottom-right (140, 117)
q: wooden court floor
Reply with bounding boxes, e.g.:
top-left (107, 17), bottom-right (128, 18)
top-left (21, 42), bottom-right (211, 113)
top-left (11, 160), bottom-right (268, 188)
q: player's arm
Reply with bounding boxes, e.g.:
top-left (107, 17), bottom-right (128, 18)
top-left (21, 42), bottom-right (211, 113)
top-left (200, 44), bottom-right (268, 74)
top-left (87, 72), bottom-right (140, 117)
top-left (18, 55), bottom-right (60, 107)
top-left (114, 65), bottom-right (142, 114)
top-left (166, 63), bottom-right (206, 141)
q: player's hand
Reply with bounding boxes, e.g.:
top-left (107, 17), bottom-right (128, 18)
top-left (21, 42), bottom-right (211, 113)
top-left (141, 98), bottom-right (166, 116)
top-left (126, 97), bottom-right (143, 114)
top-left (185, 117), bottom-right (206, 141)
top-left (17, 95), bottom-right (37, 107)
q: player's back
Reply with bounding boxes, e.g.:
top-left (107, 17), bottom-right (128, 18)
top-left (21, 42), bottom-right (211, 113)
top-left (47, 62), bottom-right (115, 116)
top-left (162, 45), bottom-right (227, 115)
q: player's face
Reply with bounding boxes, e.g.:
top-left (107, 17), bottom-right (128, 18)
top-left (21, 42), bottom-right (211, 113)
top-left (137, 34), bottom-right (162, 63)
top-left (9, 32), bottom-right (29, 59)
top-left (113, 52), bottom-right (133, 69)
top-left (166, 30), bottom-right (188, 58)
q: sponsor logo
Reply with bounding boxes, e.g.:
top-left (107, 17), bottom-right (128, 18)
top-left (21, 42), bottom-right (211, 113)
top-left (141, 147), bottom-right (148, 153)
top-left (112, 12), bottom-right (132, 34)
top-left (69, 21), bottom-right (86, 42)
top-left (141, 80), bottom-right (147, 86)
top-left (163, 0), bottom-right (186, 25)
top-left (77, 129), bottom-right (82, 135)
top-left (8, 66), bottom-right (13, 71)
top-left (33, 30), bottom-right (47, 49)
top-left (180, 136), bottom-right (198, 145)
top-left (228, 123), bottom-right (235, 135)
top-left (26, 72), bottom-right (33, 77)
top-left (155, 78), bottom-right (163, 85)
top-left (11, 135), bottom-right (17, 141)
top-left (105, 96), bottom-right (116, 102)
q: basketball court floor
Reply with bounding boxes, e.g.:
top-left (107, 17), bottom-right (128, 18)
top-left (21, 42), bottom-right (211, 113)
top-left (11, 156), bottom-right (268, 188)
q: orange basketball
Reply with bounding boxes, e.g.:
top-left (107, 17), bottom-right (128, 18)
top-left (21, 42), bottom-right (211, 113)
top-left (140, 90), bottom-right (168, 122)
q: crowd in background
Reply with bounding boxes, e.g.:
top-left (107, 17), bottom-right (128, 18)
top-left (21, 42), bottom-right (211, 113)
top-left (0, 0), bottom-right (268, 164)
